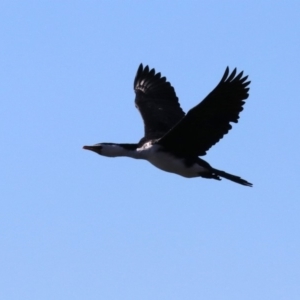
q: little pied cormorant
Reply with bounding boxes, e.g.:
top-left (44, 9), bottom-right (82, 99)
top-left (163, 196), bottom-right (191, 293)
top-left (83, 64), bottom-right (252, 187)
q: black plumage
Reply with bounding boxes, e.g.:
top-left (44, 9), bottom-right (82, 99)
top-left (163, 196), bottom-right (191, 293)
top-left (157, 67), bottom-right (250, 156)
top-left (134, 64), bottom-right (185, 142)
top-left (83, 63), bottom-right (252, 186)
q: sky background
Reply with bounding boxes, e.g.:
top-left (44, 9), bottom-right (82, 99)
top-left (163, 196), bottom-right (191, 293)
top-left (1, 1), bottom-right (300, 299)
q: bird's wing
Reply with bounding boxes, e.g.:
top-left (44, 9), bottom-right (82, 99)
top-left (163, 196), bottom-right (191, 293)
top-left (134, 64), bottom-right (185, 141)
top-left (157, 67), bottom-right (250, 156)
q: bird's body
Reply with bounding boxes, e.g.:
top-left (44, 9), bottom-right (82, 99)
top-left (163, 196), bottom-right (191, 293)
top-left (83, 64), bottom-right (252, 186)
top-left (138, 142), bottom-right (207, 178)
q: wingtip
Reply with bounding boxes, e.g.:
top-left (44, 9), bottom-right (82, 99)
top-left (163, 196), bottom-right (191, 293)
top-left (220, 67), bottom-right (230, 82)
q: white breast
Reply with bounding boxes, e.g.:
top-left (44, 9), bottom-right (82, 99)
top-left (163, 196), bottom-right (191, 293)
top-left (137, 144), bottom-right (207, 178)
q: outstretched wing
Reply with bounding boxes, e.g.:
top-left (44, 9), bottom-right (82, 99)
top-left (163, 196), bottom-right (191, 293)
top-left (157, 67), bottom-right (250, 156)
top-left (134, 64), bottom-right (185, 141)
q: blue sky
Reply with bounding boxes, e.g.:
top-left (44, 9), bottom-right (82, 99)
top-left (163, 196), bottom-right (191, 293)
top-left (1, 1), bottom-right (300, 299)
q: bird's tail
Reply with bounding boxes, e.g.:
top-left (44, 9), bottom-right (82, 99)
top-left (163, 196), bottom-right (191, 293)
top-left (211, 168), bottom-right (253, 187)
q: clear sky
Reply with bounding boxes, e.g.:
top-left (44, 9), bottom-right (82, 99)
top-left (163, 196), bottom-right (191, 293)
top-left (1, 1), bottom-right (300, 299)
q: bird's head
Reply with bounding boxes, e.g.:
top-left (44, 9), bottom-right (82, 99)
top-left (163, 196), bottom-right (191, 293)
top-left (83, 143), bottom-right (128, 157)
top-left (83, 143), bottom-right (103, 155)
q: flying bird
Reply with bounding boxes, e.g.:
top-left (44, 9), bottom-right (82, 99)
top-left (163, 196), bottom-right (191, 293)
top-left (83, 64), bottom-right (252, 186)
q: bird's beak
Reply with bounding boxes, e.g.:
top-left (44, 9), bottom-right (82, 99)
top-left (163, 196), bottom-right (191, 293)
top-left (83, 145), bottom-right (94, 150)
top-left (83, 145), bottom-right (103, 154)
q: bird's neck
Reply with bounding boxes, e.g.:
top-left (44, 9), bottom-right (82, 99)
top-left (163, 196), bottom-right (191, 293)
top-left (101, 143), bottom-right (142, 159)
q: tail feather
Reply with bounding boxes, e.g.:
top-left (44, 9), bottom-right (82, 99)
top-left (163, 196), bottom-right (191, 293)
top-left (212, 168), bottom-right (253, 187)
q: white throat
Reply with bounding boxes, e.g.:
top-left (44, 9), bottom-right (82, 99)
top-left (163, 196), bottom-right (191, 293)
top-left (100, 144), bottom-right (141, 159)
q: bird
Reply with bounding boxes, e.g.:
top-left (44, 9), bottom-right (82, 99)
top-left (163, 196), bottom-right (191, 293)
top-left (83, 64), bottom-right (252, 187)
